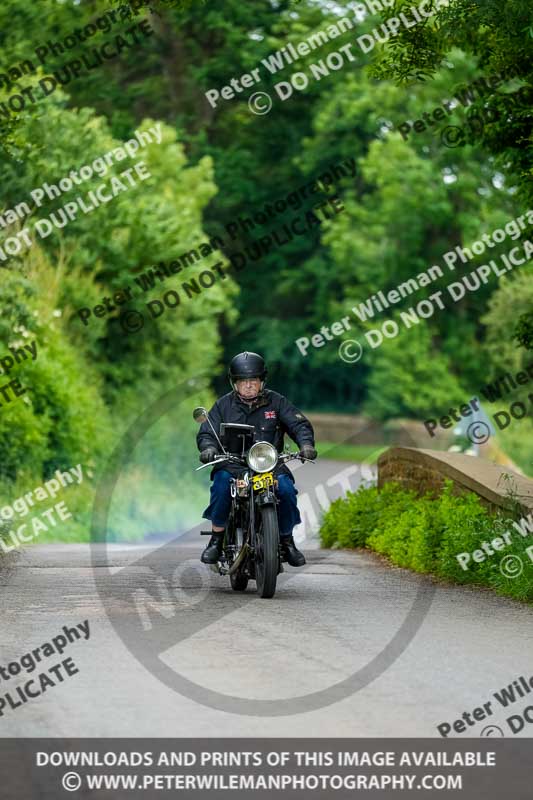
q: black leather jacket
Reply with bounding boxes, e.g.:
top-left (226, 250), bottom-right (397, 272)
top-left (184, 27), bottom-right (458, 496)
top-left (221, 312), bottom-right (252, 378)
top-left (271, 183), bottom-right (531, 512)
top-left (196, 389), bottom-right (315, 479)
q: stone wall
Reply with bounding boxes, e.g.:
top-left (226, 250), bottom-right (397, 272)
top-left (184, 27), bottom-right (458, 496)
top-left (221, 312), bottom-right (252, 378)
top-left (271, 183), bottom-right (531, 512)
top-left (378, 447), bottom-right (533, 515)
top-left (306, 413), bottom-right (431, 447)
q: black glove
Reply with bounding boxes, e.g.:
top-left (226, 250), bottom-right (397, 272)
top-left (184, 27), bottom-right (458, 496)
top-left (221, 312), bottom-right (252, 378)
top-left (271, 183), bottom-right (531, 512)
top-left (199, 447), bottom-right (218, 464)
top-left (299, 445), bottom-right (317, 460)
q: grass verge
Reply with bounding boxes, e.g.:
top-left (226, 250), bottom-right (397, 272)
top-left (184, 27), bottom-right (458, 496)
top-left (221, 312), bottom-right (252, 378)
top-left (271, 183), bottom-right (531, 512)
top-left (316, 441), bottom-right (387, 463)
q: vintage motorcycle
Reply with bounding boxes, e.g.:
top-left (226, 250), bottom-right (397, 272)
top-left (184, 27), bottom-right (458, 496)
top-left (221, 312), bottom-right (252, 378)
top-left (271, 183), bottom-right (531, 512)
top-left (193, 406), bottom-right (314, 599)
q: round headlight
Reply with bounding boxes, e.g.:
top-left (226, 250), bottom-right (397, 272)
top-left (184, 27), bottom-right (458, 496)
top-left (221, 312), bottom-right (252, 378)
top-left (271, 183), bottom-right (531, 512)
top-left (247, 441), bottom-right (278, 473)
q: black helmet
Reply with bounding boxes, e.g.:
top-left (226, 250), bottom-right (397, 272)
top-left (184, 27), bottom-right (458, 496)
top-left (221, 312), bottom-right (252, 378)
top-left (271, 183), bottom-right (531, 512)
top-left (228, 352), bottom-right (267, 388)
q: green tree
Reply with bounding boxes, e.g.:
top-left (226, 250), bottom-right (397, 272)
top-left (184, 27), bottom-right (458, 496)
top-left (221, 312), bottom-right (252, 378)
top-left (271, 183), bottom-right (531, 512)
top-left (363, 325), bottom-right (465, 419)
top-left (370, 0), bottom-right (533, 206)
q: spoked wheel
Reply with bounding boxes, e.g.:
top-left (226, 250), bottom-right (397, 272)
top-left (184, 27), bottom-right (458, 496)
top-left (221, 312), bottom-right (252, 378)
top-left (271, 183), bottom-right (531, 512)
top-left (255, 505), bottom-right (279, 599)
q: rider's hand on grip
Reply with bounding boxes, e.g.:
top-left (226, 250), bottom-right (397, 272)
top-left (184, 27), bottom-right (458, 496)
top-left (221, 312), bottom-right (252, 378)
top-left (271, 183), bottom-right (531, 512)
top-left (299, 444), bottom-right (317, 460)
top-left (199, 447), bottom-right (218, 464)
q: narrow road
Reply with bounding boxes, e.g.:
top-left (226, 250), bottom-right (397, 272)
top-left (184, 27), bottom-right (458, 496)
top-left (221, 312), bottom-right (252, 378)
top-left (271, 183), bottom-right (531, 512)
top-left (1, 459), bottom-right (532, 738)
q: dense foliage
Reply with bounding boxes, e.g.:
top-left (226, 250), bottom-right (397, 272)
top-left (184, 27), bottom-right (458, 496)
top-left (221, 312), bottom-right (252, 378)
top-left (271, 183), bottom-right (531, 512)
top-left (0, 0), bottom-right (531, 537)
top-left (320, 481), bottom-right (533, 602)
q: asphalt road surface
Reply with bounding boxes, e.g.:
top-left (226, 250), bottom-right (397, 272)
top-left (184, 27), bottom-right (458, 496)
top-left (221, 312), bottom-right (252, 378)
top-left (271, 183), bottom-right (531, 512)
top-left (1, 458), bottom-right (533, 738)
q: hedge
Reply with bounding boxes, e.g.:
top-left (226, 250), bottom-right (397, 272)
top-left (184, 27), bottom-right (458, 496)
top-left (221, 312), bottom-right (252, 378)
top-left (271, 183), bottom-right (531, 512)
top-left (319, 481), bottom-right (533, 603)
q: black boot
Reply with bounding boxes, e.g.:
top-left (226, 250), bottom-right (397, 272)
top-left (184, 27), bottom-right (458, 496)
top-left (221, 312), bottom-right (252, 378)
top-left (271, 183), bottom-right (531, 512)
top-left (201, 533), bottom-right (224, 564)
top-left (280, 535), bottom-right (306, 567)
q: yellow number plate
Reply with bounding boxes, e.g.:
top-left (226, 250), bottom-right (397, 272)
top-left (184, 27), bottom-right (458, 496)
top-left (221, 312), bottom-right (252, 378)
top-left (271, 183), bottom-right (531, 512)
top-left (252, 472), bottom-right (274, 491)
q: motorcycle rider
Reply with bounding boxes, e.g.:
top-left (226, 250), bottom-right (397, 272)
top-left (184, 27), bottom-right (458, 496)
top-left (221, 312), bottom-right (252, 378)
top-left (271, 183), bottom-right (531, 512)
top-left (197, 352), bottom-right (317, 567)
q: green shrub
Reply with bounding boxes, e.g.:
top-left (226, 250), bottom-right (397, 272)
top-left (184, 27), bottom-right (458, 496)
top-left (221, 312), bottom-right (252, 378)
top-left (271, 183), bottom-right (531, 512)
top-left (435, 485), bottom-right (505, 585)
top-left (319, 480), bottom-right (533, 603)
top-left (320, 482), bottom-right (413, 549)
top-left (0, 249), bottom-right (113, 484)
top-left (368, 494), bottom-right (443, 573)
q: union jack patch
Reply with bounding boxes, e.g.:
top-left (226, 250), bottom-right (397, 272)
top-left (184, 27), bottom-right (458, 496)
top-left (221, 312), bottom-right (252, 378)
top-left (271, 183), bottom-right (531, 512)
top-left (264, 410), bottom-right (277, 419)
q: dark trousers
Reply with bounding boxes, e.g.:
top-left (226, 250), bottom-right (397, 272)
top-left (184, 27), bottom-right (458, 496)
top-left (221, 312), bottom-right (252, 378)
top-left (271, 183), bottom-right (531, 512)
top-left (202, 469), bottom-right (301, 537)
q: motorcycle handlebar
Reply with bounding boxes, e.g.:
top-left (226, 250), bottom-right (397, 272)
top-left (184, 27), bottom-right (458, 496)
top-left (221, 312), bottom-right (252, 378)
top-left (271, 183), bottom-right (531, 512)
top-left (195, 451), bottom-right (314, 471)
top-left (195, 454), bottom-right (241, 471)
top-left (279, 452), bottom-right (315, 464)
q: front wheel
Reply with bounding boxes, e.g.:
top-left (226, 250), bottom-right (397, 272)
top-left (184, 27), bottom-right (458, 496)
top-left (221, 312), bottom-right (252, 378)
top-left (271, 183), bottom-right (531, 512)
top-left (255, 505), bottom-right (279, 599)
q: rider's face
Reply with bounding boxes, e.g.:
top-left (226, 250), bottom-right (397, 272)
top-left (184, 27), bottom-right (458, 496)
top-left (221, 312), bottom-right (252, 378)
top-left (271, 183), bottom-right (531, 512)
top-left (235, 377), bottom-right (261, 399)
